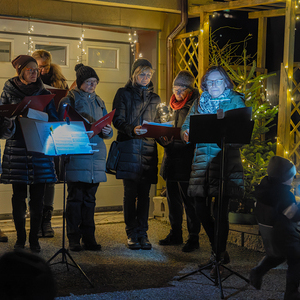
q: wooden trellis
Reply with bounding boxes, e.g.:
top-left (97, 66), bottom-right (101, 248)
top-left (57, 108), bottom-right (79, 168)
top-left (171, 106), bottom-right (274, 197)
top-left (173, 31), bottom-right (201, 90)
top-left (287, 63), bottom-right (300, 169)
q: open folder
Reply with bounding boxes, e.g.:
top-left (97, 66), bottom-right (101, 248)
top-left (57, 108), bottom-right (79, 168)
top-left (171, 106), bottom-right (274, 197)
top-left (140, 121), bottom-right (181, 140)
top-left (63, 104), bottom-right (115, 138)
top-left (44, 85), bottom-right (68, 109)
top-left (19, 117), bottom-right (93, 156)
top-left (0, 94), bottom-right (54, 118)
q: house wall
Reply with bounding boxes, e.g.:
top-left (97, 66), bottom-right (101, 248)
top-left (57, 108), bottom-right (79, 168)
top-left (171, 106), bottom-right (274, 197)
top-left (0, 2), bottom-right (181, 217)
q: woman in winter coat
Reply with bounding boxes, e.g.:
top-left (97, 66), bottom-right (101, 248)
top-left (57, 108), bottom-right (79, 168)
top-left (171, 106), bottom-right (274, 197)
top-left (58, 64), bottom-right (113, 252)
top-left (0, 55), bottom-right (59, 252)
top-left (182, 66), bottom-right (245, 277)
top-left (32, 49), bottom-right (69, 238)
top-left (112, 58), bottom-right (161, 250)
top-left (158, 70), bottom-right (200, 253)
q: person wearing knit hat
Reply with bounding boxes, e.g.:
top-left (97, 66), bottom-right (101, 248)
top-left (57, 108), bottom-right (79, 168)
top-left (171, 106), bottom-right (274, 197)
top-left (75, 63), bottom-right (99, 90)
top-left (112, 58), bottom-right (160, 250)
top-left (172, 70), bottom-right (195, 89)
top-left (267, 155), bottom-right (296, 183)
top-left (250, 156), bottom-right (300, 299)
top-left (0, 55), bottom-right (59, 253)
top-left (12, 55), bottom-right (37, 76)
top-left (159, 70), bottom-right (201, 253)
top-left (131, 58), bottom-right (152, 76)
top-left (57, 63), bottom-right (112, 252)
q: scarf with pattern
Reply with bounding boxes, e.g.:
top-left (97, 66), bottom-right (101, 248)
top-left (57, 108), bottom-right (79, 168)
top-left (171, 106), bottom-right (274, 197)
top-left (198, 88), bottom-right (231, 114)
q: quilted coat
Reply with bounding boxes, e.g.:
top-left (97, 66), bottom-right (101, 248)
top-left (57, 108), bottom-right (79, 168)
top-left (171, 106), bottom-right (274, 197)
top-left (112, 80), bottom-right (161, 183)
top-left (58, 87), bottom-right (113, 183)
top-left (0, 77), bottom-right (58, 184)
top-left (181, 89), bottom-right (246, 198)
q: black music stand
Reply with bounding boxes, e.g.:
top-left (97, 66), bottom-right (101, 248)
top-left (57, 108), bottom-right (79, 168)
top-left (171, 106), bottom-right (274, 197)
top-left (19, 117), bottom-right (95, 287)
top-left (178, 107), bottom-right (254, 299)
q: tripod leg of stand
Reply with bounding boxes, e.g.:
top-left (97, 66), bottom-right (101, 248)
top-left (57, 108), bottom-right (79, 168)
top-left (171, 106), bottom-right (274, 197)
top-left (65, 250), bottom-right (94, 287)
top-left (215, 263), bottom-right (225, 299)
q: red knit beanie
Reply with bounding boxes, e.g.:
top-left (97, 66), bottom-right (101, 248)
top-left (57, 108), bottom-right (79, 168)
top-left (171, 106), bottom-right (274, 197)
top-left (12, 55), bottom-right (37, 75)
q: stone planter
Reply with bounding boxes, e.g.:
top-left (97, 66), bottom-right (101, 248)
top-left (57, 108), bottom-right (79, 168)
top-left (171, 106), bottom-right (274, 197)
top-left (228, 212), bottom-right (257, 225)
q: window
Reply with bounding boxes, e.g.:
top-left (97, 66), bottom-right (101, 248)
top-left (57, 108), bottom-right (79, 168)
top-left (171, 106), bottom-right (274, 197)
top-left (88, 47), bottom-right (119, 69)
top-left (35, 44), bottom-right (67, 65)
top-left (0, 41), bottom-right (11, 62)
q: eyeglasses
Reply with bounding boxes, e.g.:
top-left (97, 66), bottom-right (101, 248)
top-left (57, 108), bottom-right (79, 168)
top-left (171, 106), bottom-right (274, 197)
top-left (38, 65), bottom-right (50, 71)
top-left (84, 79), bottom-right (98, 86)
top-left (172, 87), bottom-right (187, 94)
top-left (206, 79), bottom-right (224, 87)
top-left (138, 73), bottom-right (152, 79)
top-left (25, 68), bottom-right (39, 74)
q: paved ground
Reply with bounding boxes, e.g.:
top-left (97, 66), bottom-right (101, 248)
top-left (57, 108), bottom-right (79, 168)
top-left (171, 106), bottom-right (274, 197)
top-left (0, 212), bottom-right (289, 300)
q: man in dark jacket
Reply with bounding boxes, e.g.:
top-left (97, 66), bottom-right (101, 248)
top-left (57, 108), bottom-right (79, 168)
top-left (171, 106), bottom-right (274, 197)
top-left (159, 70), bottom-right (201, 252)
top-left (250, 156), bottom-right (300, 300)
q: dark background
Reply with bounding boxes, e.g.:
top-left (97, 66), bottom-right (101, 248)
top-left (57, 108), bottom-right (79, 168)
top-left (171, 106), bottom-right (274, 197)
top-left (187, 11), bottom-right (300, 73)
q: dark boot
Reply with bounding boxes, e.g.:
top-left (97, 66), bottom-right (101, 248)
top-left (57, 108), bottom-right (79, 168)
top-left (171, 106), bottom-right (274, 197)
top-left (14, 220), bottom-right (26, 249)
top-left (159, 230), bottom-right (183, 245)
top-left (250, 256), bottom-right (285, 290)
top-left (182, 235), bottom-right (199, 253)
top-left (29, 215), bottom-right (42, 253)
top-left (68, 234), bottom-right (82, 252)
top-left (41, 206), bottom-right (54, 238)
top-left (284, 278), bottom-right (300, 300)
top-left (82, 235), bottom-right (101, 251)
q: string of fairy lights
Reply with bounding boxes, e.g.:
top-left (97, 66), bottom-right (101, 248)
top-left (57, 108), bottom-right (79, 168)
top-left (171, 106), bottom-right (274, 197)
top-left (77, 26), bottom-right (86, 63)
top-left (25, 20), bottom-right (34, 55)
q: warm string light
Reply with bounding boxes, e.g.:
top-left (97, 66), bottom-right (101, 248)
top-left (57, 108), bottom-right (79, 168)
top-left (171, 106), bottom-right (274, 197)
top-left (128, 30), bottom-right (139, 58)
top-left (24, 20), bottom-right (34, 55)
top-left (77, 27), bottom-right (86, 63)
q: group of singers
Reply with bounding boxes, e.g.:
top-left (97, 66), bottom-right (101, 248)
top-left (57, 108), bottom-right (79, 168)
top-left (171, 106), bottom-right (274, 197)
top-left (0, 53), bottom-right (245, 279)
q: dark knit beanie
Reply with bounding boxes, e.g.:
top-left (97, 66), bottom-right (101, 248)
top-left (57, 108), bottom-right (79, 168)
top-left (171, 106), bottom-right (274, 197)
top-left (131, 58), bottom-right (152, 76)
top-left (12, 55), bottom-right (37, 75)
top-left (173, 70), bottom-right (195, 88)
top-left (267, 156), bottom-right (296, 183)
top-left (75, 63), bottom-right (99, 89)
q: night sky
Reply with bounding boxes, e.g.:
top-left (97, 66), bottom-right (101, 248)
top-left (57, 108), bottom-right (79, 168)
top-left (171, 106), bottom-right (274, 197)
top-left (187, 11), bottom-right (300, 73)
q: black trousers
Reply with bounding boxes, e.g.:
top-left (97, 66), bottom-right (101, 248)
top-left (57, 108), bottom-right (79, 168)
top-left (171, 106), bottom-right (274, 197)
top-left (123, 179), bottom-right (151, 238)
top-left (12, 183), bottom-right (46, 243)
top-left (66, 181), bottom-right (99, 243)
top-left (194, 196), bottom-right (230, 253)
top-left (166, 180), bottom-right (200, 237)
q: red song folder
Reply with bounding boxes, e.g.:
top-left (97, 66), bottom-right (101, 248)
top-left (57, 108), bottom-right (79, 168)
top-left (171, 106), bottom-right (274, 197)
top-left (140, 122), bottom-right (181, 140)
top-left (63, 104), bottom-right (115, 138)
top-left (45, 86), bottom-right (68, 109)
top-left (0, 94), bottom-right (55, 118)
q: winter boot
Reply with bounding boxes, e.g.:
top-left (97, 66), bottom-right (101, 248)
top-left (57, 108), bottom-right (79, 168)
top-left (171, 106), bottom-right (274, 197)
top-left (14, 220), bottom-right (26, 249)
top-left (82, 235), bottom-right (101, 251)
top-left (40, 205), bottom-right (54, 238)
top-left (159, 230), bottom-right (183, 245)
top-left (284, 277), bottom-right (300, 300)
top-left (29, 214), bottom-right (42, 253)
top-left (182, 235), bottom-right (199, 252)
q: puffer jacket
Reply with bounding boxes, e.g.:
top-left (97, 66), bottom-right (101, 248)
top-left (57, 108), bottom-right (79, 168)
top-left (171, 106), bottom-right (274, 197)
top-left (160, 89), bottom-right (199, 182)
top-left (112, 80), bottom-right (161, 183)
top-left (58, 87), bottom-right (113, 183)
top-left (0, 77), bottom-right (58, 184)
top-left (181, 89), bottom-right (245, 198)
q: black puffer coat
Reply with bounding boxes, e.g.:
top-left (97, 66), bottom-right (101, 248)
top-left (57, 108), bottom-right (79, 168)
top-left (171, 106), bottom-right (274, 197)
top-left (160, 89), bottom-right (199, 182)
top-left (0, 77), bottom-right (58, 184)
top-left (112, 80), bottom-right (161, 183)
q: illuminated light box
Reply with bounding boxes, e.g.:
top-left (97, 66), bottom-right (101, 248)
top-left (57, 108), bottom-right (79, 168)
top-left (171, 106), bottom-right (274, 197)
top-left (19, 117), bottom-right (94, 156)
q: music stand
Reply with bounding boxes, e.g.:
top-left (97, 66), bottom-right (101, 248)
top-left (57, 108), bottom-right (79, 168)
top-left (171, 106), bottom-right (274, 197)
top-left (178, 107), bottom-right (254, 299)
top-left (19, 117), bottom-right (95, 287)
